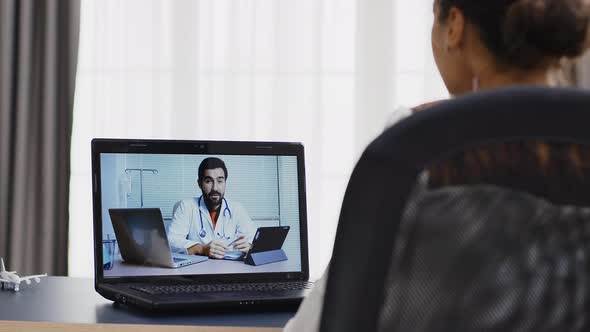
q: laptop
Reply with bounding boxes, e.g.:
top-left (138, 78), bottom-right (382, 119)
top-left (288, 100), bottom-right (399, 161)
top-left (92, 139), bottom-right (311, 310)
top-left (108, 208), bottom-right (208, 268)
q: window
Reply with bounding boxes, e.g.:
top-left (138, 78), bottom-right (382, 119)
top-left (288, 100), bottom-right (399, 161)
top-left (69, 0), bottom-right (446, 278)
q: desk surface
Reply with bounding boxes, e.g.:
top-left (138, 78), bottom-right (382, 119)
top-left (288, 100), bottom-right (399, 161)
top-left (0, 277), bottom-right (295, 331)
top-left (105, 257), bottom-right (299, 277)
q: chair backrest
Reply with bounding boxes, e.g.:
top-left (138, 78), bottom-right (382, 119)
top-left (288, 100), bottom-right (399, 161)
top-left (320, 87), bottom-right (590, 332)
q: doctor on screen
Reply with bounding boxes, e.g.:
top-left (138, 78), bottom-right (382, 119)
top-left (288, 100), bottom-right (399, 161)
top-left (168, 157), bottom-right (257, 259)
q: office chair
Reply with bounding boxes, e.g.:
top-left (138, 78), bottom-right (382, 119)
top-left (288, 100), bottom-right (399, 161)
top-left (320, 87), bottom-right (590, 332)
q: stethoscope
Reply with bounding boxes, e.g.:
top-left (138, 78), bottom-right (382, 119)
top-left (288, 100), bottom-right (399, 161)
top-left (198, 196), bottom-right (233, 240)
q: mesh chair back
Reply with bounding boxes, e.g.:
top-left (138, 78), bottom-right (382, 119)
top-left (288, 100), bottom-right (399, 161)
top-left (320, 87), bottom-right (590, 332)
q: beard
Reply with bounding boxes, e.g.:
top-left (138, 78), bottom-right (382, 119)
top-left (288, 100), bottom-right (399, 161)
top-left (204, 190), bottom-right (224, 210)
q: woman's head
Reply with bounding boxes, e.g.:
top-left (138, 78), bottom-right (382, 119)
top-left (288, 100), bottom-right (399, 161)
top-left (432, 0), bottom-right (590, 95)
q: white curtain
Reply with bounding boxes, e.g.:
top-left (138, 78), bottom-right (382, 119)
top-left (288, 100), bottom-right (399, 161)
top-left (69, 0), bottom-right (447, 278)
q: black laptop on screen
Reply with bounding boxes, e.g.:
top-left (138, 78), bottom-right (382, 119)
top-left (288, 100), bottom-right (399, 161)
top-left (92, 139), bottom-right (311, 310)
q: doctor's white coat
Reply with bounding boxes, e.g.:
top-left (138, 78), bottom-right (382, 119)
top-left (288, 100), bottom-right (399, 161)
top-left (167, 196), bottom-right (257, 253)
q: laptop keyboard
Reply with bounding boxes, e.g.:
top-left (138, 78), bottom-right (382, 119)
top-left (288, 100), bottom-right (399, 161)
top-left (172, 257), bottom-right (187, 262)
top-left (131, 281), bottom-right (313, 295)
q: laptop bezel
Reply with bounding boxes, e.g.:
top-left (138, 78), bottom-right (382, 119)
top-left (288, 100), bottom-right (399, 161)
top-left (92, 138), bottom-right (310, 286)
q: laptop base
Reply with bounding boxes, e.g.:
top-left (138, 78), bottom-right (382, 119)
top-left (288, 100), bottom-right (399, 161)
top-left (97, 282), bottom-right (307, 311)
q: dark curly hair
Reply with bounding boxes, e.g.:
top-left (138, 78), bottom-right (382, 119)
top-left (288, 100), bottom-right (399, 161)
top-left (437, 0), bottom-right (590, 69)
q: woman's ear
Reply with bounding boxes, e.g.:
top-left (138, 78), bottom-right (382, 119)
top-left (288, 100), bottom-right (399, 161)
top-left (445, 7), bottom-right (466, 50)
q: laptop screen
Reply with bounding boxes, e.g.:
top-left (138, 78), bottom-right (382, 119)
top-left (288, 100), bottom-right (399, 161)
top-left (94, 140), bottom-right (307, 279)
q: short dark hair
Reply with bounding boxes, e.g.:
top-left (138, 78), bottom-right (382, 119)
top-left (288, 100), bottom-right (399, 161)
top-left (437, 0), bottom-right (590, 69)
top-left (198, 157), bottom-right (228, 181)
top-left (428, 140), bottom-right (590, 206)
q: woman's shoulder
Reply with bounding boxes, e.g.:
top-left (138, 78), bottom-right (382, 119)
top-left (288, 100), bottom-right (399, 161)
top-left (385, 106), bottom-right (413, 129)
top-left (283, 270), bottom-right (329, 332)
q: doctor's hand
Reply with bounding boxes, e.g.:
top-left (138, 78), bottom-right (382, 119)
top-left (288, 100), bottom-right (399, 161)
top-left (232, 235), bottom-right (251, 254)
top-left (203, 240), bottom-right (228, 259)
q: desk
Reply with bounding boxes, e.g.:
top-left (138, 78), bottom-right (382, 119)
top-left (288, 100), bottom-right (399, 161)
top-left (0, 277), bottom-right (295, 331)
top-left (105, 257), bottom-right (299, 277)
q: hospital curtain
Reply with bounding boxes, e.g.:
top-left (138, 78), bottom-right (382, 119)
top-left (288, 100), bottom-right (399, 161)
top-left (69, 0), bottom-right (447, 278)
top-left (0, 0), bottom-right (80, 275)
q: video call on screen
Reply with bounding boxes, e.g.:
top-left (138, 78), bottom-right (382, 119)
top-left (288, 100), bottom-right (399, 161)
top-left (100, 153), bottom-right (303, 277)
